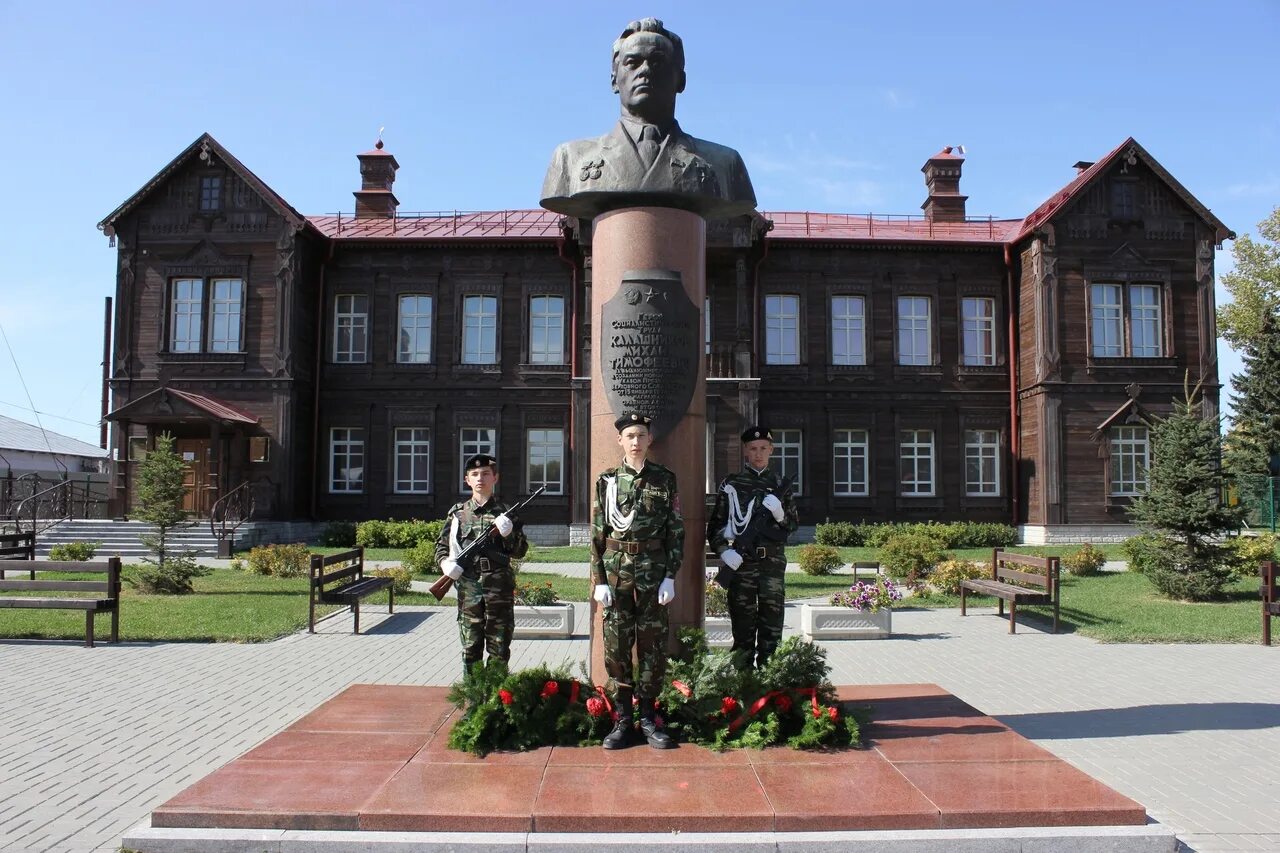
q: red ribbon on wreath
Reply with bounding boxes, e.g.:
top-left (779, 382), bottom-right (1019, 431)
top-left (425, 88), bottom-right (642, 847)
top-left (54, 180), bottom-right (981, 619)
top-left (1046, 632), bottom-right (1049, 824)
top-left (729, 687), bottom-right (821, 732)
top-left (593, 685), bottom-right (613, 715)
top-left (671, 680), bottom-right (693, 698)
top-left (569, 681), bottom-right (580, 704)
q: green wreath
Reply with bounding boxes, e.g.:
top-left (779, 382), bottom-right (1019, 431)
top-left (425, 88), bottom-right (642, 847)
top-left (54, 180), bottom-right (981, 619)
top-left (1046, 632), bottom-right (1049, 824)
top-left (446, 632), bottom-right (865, 756)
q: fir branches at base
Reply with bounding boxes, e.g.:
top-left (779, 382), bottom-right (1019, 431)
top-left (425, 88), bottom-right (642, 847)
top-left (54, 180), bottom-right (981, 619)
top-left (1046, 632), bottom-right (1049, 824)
top-left (444, 632), bottom-right (866, 756)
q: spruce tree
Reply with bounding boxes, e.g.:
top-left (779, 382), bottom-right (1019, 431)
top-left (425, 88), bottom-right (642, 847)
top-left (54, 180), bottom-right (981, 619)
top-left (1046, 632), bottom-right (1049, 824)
top-left (130, 432), bottom-right (208, 593)
top-left (1130, 378), bottom-right (1245, 600)
top-left (1225, 311), bottom-right (1280, 490)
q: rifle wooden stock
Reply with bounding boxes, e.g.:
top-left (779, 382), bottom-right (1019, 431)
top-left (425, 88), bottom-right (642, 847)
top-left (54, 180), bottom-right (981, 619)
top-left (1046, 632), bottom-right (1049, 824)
top-left (428, 573), bottom-right (454, 602)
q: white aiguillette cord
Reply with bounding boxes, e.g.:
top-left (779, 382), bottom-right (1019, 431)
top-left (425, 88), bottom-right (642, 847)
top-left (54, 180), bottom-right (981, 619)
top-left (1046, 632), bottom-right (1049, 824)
top-left (604, 475), bottom-right (636, 533)
top-left (722, 483), bottom-right (755, 541)
top-left (448, 516), bottom-right (461, 560)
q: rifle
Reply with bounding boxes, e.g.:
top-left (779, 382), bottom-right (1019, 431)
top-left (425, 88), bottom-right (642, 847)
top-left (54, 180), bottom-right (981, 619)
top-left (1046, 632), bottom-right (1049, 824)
top-left (429, 486), bottom-right (545, 601)
top-left (714, 474), bottom-right (795, 587)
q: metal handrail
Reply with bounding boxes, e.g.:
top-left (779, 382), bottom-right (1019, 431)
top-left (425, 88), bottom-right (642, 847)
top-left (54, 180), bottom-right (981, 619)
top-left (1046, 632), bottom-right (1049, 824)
top-left (209, 480), bottom-right (255, 542)
top-left (13, 478), bottom-right (80, 536)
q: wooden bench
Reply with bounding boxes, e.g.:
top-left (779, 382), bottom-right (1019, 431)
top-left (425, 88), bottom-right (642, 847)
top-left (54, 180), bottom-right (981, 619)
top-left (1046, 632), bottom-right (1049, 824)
top-left (1263, 561), bottom-right (1279, 646)
top-left (0, 557), bottom-right (122, 647)
top-left (308, 546), bottom-right (393, 634)
top-left (0, 531), bottom-right (36, 579)
top-left (961, 549), bottom-right (1060, 634)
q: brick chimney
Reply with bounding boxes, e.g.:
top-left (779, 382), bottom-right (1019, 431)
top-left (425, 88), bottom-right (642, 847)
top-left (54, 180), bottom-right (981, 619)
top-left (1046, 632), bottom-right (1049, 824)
top-left (921, 146), bottom-right (967, 223)
top-left (354, 139), bottom-right (399, 219)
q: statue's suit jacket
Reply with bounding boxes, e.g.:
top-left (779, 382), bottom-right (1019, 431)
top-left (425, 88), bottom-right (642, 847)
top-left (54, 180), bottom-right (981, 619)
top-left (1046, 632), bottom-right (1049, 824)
top-left (541, 120), bottom-right (756, 220)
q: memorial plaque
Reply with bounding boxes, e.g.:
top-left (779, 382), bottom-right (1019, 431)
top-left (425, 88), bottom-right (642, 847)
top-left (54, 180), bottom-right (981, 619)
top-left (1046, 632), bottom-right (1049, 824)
top-left (600, 269), bottom-right (699, 441)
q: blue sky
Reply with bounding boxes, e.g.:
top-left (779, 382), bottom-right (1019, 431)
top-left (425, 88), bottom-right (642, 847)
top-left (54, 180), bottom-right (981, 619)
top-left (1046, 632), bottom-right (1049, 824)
top-left (1, 1), bottom-right (1276, 446)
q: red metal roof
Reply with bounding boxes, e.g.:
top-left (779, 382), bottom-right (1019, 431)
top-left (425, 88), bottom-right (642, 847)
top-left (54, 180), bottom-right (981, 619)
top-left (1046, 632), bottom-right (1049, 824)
top-left (167, 390), bottom-right (258, 425)
top-left (307, 209), bottom-right (565, 241)
top-left (1013, 137), bottom-right (1233, 245)
top-left (306, 209), bottom-right (1021, 245)
top-left (763, 212), bottom-right (1020, 244)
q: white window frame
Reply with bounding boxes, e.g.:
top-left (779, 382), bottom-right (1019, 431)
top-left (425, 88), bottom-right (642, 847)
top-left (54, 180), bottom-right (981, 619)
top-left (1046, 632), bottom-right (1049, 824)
top-left (1109, 425), bottom-right (1150, 496)
top-left (1091, 284), bottom-right (1124, 357)
top-left (207, 278), bottom-right (243, 353)
top-left (897, 296), bottom-right (932, 366)
top-left (1091, 283), bottom-right (1164, 358)
top-left (769, 428), bottom-right (803, 495)
top-left (169, 278), bottom-right (203, 353)
top-left (833, 429), bottom-right (869, 496)
top-left (964, 429), bottom-right (1001, 497)
top-left (527, 428), bottom-right (565, 495)
top-left (831, 296), bottom-right (867, 366)
top-left (329, 427), bottom-right (365, 494)
top-left (462, 295), bottom-right (498, 364)
top-left (765, 294), bottom-right (800, 365)
top-left (529, 295), bottom-right (565, 365)
top-left (333, 294), bottom-right (369, 364)
top-left (961, 297), bottom-right (996, 366)
top-left (397, 295), bottom-right (433, 364)
top-left (458, 427), bottom-right (496, 493)
top-left (899, 429), bottom-right (936, 497)
top-left (1129, 284), bottom-right (1163, 358)
top-left (393, 427), bottom-right (431, 494)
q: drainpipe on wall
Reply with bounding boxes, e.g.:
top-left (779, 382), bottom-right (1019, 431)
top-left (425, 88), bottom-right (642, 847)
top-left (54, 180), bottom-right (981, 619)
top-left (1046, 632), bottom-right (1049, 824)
top-left (310, 243), bottom-right (333, 519)
top-left (1004, 242), bottom-right (1020, 527)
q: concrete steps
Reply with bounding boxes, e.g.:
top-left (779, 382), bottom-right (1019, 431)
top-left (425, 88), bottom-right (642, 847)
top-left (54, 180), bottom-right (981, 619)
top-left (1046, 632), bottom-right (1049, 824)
top-left (38, 519), bottom-right (220, 559)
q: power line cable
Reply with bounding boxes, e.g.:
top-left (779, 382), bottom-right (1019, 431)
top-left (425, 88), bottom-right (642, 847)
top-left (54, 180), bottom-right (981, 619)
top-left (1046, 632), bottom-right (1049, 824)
top-left (0, 322), bottom-right (70, 474)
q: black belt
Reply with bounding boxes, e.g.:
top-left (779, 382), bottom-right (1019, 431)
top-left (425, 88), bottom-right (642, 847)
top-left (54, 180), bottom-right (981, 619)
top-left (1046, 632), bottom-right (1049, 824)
top-left (605, 537), bottom-right (663, 555)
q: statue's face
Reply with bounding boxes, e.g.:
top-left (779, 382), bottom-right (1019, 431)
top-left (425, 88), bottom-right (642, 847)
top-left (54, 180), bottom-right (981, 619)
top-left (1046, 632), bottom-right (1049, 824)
top-left (613, 32), bottom-right (682, 118)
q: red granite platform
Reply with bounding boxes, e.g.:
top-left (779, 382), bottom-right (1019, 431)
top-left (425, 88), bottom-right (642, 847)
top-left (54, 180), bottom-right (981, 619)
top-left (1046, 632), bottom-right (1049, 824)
top-left (151, 683), bottom-right (1147, 833)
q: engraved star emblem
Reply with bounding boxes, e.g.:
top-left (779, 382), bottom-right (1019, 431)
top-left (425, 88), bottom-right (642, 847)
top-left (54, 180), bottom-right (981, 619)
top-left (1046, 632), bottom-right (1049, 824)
top-left (643, 288), bottom-right (664, 303)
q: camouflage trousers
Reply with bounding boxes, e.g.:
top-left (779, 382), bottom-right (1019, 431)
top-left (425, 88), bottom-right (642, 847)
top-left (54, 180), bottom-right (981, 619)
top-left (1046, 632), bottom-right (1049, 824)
top-left (602, 553), bottom-right (669, 698)
top-left (727, 553), bottom-right (786, 669)
top-left (456, 563), bottom-right (515, 668)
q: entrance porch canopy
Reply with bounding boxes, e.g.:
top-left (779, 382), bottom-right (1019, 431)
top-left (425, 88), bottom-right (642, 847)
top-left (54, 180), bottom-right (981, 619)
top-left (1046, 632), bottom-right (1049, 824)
top-left (105, 388), bottom-right (259, 428)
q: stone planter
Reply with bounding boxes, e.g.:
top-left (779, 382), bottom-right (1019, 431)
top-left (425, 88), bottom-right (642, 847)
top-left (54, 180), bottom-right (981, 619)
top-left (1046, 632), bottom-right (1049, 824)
top-left (703, 615), bottom-right (733, 648)
top-left (800, 604), bottom-right (892, 640)
top-left (512, 603), bottom-right (575, 639)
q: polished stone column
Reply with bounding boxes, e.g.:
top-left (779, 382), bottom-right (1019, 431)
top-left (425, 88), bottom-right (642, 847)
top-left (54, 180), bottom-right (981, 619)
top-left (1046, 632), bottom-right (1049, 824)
top-left (588, 207), bottom-right (706, 684)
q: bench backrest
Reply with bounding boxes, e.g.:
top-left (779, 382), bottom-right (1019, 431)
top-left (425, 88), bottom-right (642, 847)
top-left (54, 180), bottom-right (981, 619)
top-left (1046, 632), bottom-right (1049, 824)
top-left (1264, 561), bottom-right (1278, 607)
top-left (0, 531), bottom-right (36, 559)
top-left (311, 547), bottom-right (364, 592)
top-left (0, 557), bottom-right (121, 598)
top-left (991, 549), bottom-right (1058, 592)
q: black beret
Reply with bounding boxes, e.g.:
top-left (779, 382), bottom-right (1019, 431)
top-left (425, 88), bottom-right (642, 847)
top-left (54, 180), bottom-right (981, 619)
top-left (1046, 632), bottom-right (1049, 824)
top-left (465, 454), bottom-right (497, 471)
top-left (741, 426), bottom-right (773, 443)
top-left (614, 412), bottom-right (653, 432)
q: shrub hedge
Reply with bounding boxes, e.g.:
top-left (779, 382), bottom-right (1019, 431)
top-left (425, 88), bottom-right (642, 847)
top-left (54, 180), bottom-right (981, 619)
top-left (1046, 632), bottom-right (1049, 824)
top-left (814, 520), bottom-right (1016, 549)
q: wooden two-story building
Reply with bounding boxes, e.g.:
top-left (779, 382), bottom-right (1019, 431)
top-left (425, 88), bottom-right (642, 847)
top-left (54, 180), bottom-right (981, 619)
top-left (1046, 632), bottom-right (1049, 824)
top-left (98, 134), bottom-right (1232, 542)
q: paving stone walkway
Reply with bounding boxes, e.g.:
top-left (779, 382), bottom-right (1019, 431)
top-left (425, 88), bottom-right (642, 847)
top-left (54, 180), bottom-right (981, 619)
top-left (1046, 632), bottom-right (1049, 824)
top-left (1, 585), bottom-right (1277, 852)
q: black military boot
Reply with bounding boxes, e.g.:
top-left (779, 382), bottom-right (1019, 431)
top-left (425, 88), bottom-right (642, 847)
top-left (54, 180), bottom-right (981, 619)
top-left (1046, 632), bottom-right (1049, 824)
top-left (637, 698), bottom-right (675, 749)
top-left (602, 688), bottom-right (633, 750)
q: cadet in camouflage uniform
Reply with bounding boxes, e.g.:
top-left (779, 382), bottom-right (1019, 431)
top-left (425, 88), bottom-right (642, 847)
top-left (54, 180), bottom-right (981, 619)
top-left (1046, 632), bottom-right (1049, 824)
top-left (707, 426), bottom-right (799, 669)
top-left (591, 412), bottom-right (684, 749)
top-left (435, 454), bottom-right (528, 671)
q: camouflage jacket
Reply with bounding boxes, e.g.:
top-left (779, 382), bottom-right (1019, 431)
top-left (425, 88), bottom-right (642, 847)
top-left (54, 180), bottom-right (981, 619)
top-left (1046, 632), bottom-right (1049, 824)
top-left (433, 495), bottom-right (529, 571)
top-left (707, 466), bottom-right (799, 557)
top-left (590, 459), bottom-right (684, 585)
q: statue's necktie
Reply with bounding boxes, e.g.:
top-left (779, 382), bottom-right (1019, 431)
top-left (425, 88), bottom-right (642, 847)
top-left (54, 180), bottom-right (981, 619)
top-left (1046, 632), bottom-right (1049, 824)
top-left (637, 125), bottom-right (660, 169)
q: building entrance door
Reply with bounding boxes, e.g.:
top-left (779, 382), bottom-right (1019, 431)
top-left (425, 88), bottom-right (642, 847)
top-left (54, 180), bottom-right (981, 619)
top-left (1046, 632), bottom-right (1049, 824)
top-left (175, 438), bottom-right (211, 516)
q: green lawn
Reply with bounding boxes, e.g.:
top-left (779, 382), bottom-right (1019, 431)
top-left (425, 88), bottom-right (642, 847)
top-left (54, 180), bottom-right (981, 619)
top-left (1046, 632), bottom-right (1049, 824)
top-left (308, 543), bottom-right (1122, 565)
top-left (906, 571), bottom-right (1262, 643)
top-left (0, 568), bottom-right (341, 643)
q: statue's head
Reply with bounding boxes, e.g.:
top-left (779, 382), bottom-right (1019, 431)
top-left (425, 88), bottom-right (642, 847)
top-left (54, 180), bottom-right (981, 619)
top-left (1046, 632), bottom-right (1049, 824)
top-left (610, 18), bottom-right (685, 122)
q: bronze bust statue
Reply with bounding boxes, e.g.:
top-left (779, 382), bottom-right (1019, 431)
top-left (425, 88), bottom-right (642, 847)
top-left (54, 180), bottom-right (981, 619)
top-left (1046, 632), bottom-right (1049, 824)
top-left (540, 18), bottom-right (756, 221)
